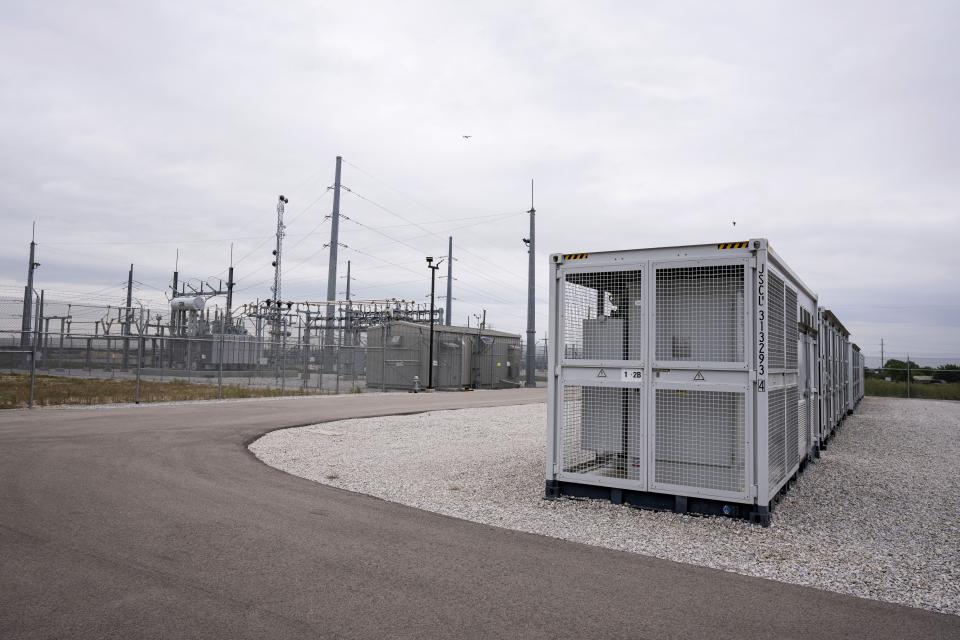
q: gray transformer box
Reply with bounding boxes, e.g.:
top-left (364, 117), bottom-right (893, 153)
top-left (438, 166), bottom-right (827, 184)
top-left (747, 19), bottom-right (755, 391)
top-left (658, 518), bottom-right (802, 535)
top-left (366, 320), bottom-right (521, 390)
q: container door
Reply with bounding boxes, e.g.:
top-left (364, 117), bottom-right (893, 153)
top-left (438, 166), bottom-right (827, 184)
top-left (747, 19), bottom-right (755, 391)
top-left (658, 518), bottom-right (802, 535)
top-left (648, 258), bottom-right (752, 502)
top-left (556, 266), bottom-right (647, 491)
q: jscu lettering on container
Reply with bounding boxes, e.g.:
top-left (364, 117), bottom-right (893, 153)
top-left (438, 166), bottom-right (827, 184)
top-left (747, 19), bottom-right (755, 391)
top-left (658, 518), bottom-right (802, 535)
top-left (757, 262), bottom-right (767, 392)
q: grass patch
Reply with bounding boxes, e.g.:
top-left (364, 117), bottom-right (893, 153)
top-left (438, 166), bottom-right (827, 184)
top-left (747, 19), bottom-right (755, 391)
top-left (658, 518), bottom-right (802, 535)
top-left (0, 373), bottom-right (316, 409)
top-left (866, 378), bottom-right (960, 401)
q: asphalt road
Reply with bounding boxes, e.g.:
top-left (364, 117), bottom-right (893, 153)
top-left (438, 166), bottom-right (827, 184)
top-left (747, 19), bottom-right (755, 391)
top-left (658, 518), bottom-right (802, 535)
top-left (1, 390), bottom-right (956, 639)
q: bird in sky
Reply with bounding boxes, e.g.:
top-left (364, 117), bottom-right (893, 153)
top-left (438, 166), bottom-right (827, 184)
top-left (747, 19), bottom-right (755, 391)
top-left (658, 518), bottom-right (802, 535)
top-left (462, 135), bottom-right (472, 139)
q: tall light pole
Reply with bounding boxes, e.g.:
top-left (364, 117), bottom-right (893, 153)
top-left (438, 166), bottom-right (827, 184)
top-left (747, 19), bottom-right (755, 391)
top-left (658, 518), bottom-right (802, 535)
top-left (426, 256), bottom-right (443, 390)
top-left (271, 194), bottom-right (289, 342)
top-left (445, 236), bottom-right (453, 325)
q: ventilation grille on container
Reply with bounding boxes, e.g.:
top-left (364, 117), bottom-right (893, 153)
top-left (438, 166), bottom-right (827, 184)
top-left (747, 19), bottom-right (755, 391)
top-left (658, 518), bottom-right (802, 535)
top-left (654, 389), bottom-right (745, 493)
top-left (768, 384), bottom-right (801, 491)
top-left (562, 385), bottom-right (643, 481)
top-left (786, 385), bottom-right (799, 469)
top-left (785, 286), bottom-right (798, 370)
top-left (768, 272), bottom-right (785, 370)
top-left (798, 396), bottom-right (807, 458)
top-left (655, 264), bottom-right (745, 363)
top-left (563, 270), bottom-right (642, 361)
top-left (768, 386), bottom-right (786, 490)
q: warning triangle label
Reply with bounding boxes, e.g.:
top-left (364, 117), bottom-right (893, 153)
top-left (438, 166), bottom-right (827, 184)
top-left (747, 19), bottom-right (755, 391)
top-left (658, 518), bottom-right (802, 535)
top-left (597, 369), bottom-right (607, 378)
top-left (693, 371), bottom-right (705, 381)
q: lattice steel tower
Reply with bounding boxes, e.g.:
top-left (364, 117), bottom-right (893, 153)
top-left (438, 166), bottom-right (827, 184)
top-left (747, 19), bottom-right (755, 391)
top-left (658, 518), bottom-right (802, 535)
top-left (271, 194), bottom-right (289, 340)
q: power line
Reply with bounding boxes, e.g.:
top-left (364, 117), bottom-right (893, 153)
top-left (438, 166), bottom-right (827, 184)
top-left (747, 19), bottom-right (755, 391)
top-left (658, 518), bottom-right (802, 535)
top-left (341, 159), bottom-right (531, 282)
top-left (41, 235), bottom-right (268, 247)
top-left (341, 189), bottom-right (527, 292)
top-left (340, 210), bottom-right (533, 304)
top-left (284, 188), bottom-right (332, 229)
top-left (209, 189), bottom-right (335, 277)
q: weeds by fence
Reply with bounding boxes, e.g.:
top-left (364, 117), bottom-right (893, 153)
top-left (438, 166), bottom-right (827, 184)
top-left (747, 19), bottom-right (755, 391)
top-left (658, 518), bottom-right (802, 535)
top-left (865, 379), bottom-right (960, 401)
top-left (0, 374), bottom-right (314, 409)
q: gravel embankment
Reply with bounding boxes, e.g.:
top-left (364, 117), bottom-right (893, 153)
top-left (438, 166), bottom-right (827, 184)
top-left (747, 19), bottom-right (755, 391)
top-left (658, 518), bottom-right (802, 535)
top-left (250, 396), bottom-right (960, 615)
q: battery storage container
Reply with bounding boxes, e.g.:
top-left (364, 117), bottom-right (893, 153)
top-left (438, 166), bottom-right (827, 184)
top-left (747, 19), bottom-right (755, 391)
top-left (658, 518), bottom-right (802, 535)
top-left (544, 238), bottom-right (859, 525)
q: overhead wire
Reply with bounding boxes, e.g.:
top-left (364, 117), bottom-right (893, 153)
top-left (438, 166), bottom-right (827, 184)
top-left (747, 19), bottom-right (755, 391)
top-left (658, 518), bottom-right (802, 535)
top-left (341, 185), bottom-right (529, 294)
top-left (341, 158), bottom-right (532, 281)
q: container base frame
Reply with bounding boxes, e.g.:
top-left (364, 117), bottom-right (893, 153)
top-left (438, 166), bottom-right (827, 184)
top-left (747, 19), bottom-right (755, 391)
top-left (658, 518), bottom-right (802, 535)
top-left (545, 480), bottom-right (775, 526)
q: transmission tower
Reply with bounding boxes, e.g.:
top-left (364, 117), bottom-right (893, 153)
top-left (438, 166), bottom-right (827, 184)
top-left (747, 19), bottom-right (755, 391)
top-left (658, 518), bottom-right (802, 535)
top-left (270, 194), bottom-right (289, 341)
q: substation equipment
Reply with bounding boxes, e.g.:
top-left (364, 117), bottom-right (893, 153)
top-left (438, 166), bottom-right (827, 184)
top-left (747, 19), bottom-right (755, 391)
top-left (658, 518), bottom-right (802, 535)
top-left (366, 320), bottom-right (521, 390)
top-left (543, 239), bottom-right (865, 525)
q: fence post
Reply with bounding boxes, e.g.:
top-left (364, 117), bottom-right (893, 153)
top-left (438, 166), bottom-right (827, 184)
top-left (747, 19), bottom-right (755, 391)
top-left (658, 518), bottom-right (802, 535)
top-left (302, 341), bottom-right (309, 393)
top-left (218, 332), bottom-right (224, 400)
top-left (382, 324), bottom-right (387, 392)
top-left (906, 356), bottom-right (910, 399)
top-left (351, 340), bottom-right (358, 392)
top-left (280, 339), bottom-right (286, 394)
top-left (302, 314), bottom-right (311, 393)
top-left (318, 334), bottom-right (325, 394)
top-left (28, 328), bottom-right (38, 409)
top-left (135, 335), bottom-right (143, 404)
top-left (335, 341), bottom-right (341, 395)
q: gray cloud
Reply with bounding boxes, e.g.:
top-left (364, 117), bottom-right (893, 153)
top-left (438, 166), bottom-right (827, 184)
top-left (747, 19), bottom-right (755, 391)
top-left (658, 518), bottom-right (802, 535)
top-left (1, 0), bottom-right (958, 362)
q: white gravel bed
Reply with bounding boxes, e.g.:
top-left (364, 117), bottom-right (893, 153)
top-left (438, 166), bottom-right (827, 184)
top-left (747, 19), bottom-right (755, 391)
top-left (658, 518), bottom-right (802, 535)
top-left (250, 396), bottom-right (960, 615)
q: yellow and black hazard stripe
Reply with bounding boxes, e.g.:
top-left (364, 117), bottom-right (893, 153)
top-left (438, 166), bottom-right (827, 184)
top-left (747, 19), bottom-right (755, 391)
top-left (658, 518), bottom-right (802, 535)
top-left (717, 241), bottom-right (749, 250)
top-left (562, 253), bottom-right (589, 260)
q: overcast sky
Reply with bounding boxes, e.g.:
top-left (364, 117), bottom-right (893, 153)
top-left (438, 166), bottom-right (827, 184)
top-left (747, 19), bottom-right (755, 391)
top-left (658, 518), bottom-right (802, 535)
top-left (1, 1), bottom-right (958, 364)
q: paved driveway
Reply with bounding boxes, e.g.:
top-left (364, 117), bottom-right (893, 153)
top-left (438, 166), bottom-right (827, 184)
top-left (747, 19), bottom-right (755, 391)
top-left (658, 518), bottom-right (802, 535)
top-left (1, 390), bottom-right (956, 639)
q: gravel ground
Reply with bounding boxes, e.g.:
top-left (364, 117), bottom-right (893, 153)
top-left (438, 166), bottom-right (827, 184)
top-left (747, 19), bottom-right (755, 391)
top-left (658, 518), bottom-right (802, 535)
top-left (251, 396), bottom-right (960, 615)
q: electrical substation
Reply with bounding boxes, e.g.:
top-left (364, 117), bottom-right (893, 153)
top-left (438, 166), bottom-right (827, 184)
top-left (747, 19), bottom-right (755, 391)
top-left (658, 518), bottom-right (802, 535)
top-left (2, 155), bottom-right (536, 401)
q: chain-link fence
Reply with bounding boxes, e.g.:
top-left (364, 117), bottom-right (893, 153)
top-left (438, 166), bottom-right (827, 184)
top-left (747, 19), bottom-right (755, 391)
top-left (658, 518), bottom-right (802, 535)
top-left (1, 292), bottom-right (536, 408)
top-left (865, 360), bottom-right (960, 400)
top-left (0, 294), bottom-right (387, 408)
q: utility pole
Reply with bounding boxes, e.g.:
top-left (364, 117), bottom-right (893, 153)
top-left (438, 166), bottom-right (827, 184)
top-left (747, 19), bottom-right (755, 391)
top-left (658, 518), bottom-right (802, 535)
top-left (20, 223), bottom-right (39, 347)
top-left (123, 264), bottom-right (133, 369)
top-left (426, 256), bottom-right (441, 390)
top-left (325, 156), bottom-right (343, 356)
top-left (445, 236), bottom-right (453, 325)
top-left (880, 338), bottom-right (884, 372)
top-left (524, 179), bottom-right (536, 388)
top-left (226, 243), bottom-right (235, 330)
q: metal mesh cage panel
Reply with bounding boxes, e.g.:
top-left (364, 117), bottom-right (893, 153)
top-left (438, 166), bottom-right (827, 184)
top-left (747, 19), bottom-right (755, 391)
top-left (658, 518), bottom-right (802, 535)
top-left (562, 385), bottom-right (643, 480)
top-left (655, 264), bottom-right (744, 363)
top-left (768, 273), bottom-right (785, 370)
top-left (798, 397), bottom-right (807, 458)
top-left (563, 271), bottom-right (642, 361)
top-left (654, 389), bottom-right (745, 492)
top-left (768, 386), bottom-right (786, 490)
top-left (785, 286), bottom-right (798, 370)
top-left (786, 384), bottom-right (799, 469)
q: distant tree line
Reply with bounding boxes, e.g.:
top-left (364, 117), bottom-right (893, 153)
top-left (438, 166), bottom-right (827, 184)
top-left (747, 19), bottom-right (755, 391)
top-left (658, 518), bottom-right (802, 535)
top-left (866, 361), bottom-right (960, 383)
